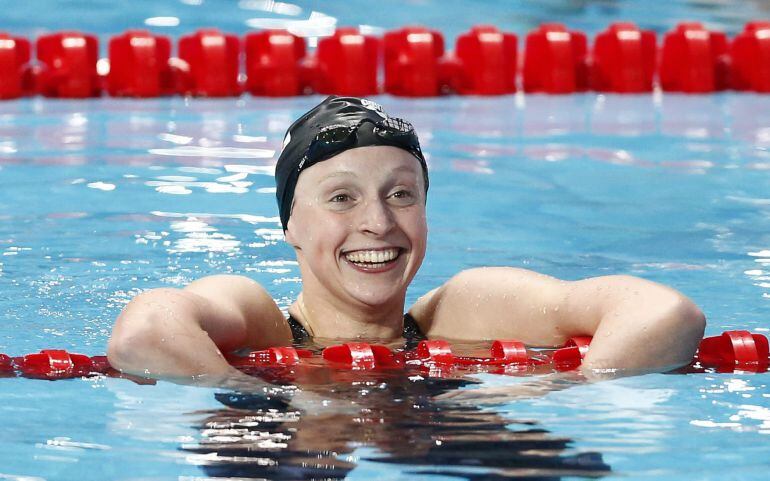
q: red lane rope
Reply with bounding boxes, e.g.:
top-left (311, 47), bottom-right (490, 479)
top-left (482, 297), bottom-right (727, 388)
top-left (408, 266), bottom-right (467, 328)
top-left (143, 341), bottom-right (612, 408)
top-left (1, 21), bottom-right (770, 100)
top-left (1, 330), bottom-right (767, 381)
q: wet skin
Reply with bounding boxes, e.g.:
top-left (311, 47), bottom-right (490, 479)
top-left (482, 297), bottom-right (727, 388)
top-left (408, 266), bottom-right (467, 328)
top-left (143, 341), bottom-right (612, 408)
top-left (285, 145), bottom-right (428, 340)
top-left (108, 146), bottom-right (705, 382)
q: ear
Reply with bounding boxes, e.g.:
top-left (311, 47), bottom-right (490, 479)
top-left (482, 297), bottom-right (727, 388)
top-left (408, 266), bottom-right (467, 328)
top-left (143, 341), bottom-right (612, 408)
top-left (284, 220), bottom-right (299, 249)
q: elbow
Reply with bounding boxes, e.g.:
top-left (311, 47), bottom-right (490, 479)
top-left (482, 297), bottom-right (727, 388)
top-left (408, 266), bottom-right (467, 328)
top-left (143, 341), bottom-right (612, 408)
top-left (679, 297), bottom-right (706, 333)
top-left (654, 293), bottom-right (706, 366)
top-left (107, 321), bottom-right (153, 374)
top-left (620, 275), bottom-right (707, 345)
top-left (672, 295), bottom-right (706, 348)
top-left (107, 288), bottom-right (183, 374)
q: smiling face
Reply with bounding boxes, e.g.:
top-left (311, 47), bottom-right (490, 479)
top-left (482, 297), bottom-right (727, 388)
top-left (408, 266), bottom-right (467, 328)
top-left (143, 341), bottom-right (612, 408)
top-left (285, 145), bottom-right (428, 311)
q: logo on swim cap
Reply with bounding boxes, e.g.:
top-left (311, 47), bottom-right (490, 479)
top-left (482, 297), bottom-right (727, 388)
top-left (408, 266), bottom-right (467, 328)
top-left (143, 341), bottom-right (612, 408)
top-left (360, 98), bottom-right (388, 119)
top-left (282, 131), bottom-right (292, 149)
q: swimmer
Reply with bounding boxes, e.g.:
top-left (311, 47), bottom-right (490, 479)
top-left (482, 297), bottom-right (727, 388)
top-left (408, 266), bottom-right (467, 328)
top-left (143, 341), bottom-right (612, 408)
top-left (107, 96), bottom-right (706, 382)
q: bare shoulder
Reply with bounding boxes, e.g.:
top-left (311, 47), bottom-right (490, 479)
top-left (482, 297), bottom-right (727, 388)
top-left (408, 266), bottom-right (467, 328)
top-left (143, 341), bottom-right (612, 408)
top-left (183, 274), bottom-right (289, 347)
top-left (408, 267), bottom-right (571, 344)
top-left (184, 274), bottom-right (278, 306)
top-left (408, 267), bottom-right (704, 348)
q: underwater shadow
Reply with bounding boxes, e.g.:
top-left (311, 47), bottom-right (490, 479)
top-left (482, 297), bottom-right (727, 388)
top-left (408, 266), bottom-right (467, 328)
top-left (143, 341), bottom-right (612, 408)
top-left (181, 373), bottom-right (611, 480)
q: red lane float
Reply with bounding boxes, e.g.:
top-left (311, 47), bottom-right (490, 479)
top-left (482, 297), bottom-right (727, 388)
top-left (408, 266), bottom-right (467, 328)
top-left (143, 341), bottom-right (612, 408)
top-left (660, 22), bottom-right (729, 93)
top-left (228, 346), bottom-right (312, 367)
top-left (20, 350), bottom-right (92, 379)
top-left (227, 331), bottom-right (770, 376)
top-left (107, 30), bottom-right (174, 97)
top-left (490, 340), bottom-right (531, 364)
top-left (414, 339), bottom-right (455, 364)
top-left (177, 29), bottom-right (241, 97)
top-left (1, 330), bottom-right (767, 381)
top-left (36, 31), bottom-right (101, 98)
top-left (454, 25), bottom-right (517, 95)
top-left (552, 336), bottom-right (593, 371)
top-left (695, 330), bottom-right (769, 372)
top-left (244, 29), bottom-right (307, 97)
top-left (731, 21), bottom-right (770, 93)
top-left (4, 21), bottom-right (770, 99)
top-left (14, 350), bottom-right (111, 380)
top-left (0, 33), bottom-right (32, 99)
top-left (523, 23), bottom-right (589, 94)
top-left (323, 342), bottom-right (401, 369)
top-left (0, 353), bottom-right (13, 374)
top-left (313, 27), bottom-right (380, 96)
top-left (591, 22), bottom-right (656, 93)
top-left (384, 26), bottom-right (445, 97)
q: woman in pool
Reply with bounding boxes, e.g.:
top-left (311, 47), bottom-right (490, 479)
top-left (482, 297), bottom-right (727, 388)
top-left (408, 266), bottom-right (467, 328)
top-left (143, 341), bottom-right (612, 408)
top-left (107, 95), bottom-right (706, 381)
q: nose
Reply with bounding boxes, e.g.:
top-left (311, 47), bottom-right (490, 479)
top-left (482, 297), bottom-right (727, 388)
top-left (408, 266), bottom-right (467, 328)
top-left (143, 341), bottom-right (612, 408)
top-left (356, 197), bottom-right (395, 236)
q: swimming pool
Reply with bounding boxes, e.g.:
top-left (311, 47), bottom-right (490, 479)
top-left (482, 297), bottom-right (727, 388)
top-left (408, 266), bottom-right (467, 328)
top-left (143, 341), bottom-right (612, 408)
top-left (2, 1), bottom-right (770, 480)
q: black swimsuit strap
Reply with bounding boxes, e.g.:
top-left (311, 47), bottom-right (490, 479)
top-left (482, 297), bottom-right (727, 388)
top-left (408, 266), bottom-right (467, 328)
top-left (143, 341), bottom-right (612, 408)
top-left (286, 313), bottom-right (426, 348)
top-left (286, 314), bottom-right (312, 344)
top-left (402, 313), bottom-right (427, 349)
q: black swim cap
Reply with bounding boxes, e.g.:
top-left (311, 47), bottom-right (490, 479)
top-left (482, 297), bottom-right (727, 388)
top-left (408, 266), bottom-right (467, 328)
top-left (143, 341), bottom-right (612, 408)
top-left (275, 95), bottom-right (428, 231)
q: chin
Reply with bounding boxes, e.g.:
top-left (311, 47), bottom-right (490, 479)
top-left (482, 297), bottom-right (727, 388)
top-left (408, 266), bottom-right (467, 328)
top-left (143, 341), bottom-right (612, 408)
top-left (346, 286), bottom-right (406, 309)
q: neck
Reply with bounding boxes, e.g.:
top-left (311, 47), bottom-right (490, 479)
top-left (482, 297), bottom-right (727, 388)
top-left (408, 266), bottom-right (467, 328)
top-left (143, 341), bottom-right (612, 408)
top-left (289, 288), bottom-right (406, 340)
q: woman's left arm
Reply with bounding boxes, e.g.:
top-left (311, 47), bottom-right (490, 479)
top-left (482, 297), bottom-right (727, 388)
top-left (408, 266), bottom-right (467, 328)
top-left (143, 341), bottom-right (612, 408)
top-left (411, 268), bottom-right (706, 375)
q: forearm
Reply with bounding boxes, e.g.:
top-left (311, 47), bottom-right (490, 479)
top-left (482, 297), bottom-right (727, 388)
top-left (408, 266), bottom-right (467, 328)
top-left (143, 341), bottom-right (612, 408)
top-left (107, 288), bottom-right (244, 379)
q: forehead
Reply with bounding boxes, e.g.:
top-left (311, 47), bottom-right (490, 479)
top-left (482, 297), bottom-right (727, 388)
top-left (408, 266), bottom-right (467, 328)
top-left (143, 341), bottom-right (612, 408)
top-left (299, 145), bottom-right (422, 183)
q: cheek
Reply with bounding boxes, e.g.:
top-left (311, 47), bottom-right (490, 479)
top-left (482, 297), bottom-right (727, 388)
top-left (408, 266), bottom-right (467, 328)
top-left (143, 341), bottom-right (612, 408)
top-left (292, 206), bottom-right (348, 253)
top-left (403, 208), bottom-right (428, 248)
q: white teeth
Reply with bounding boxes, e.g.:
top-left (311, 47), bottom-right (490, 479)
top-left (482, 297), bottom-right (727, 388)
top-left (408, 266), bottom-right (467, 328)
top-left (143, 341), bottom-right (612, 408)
top-left (344, 248), bottom-right (400, 265)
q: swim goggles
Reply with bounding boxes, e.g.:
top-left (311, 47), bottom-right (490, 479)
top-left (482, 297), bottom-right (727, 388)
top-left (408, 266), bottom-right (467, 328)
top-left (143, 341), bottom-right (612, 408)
top-left (297, 117), bottom-right (423, 171)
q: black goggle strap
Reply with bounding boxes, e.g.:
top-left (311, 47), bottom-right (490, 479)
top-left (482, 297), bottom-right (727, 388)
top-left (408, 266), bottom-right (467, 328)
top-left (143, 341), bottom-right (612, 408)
top-left (375, 117), bottom-right (415, 135)
top-left (316, 123), bottom-right (358, 143)
top-left (298, 123), bottom-right (356, 171)
top-left (373, 117), bottom-right (421, 155)
top-left (298, 117), bottom-right (420, 172)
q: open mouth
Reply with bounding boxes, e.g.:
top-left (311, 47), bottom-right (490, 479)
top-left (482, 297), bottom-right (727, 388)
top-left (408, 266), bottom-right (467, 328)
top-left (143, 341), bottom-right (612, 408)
top-left (343, 247), bottom-right (402, 270)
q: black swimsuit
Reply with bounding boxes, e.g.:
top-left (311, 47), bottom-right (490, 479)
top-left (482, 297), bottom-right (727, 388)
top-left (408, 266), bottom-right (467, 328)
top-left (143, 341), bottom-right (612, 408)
top-left (287, 313), bottom-right (427, 349)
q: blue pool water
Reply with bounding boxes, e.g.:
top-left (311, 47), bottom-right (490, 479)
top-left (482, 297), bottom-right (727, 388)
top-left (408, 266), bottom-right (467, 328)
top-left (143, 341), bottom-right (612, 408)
top-left (2, 1), bottom-right (770, 480)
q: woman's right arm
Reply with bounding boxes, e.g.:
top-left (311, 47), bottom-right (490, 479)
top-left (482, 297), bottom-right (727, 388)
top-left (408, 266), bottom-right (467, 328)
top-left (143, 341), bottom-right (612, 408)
top-left (107, 275), bottom-right (292, 380)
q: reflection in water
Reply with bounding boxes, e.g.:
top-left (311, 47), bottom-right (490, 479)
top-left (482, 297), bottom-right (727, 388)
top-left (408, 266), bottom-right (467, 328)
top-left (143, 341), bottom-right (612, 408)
top-left (181, 369), bottom-right (611, 480)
